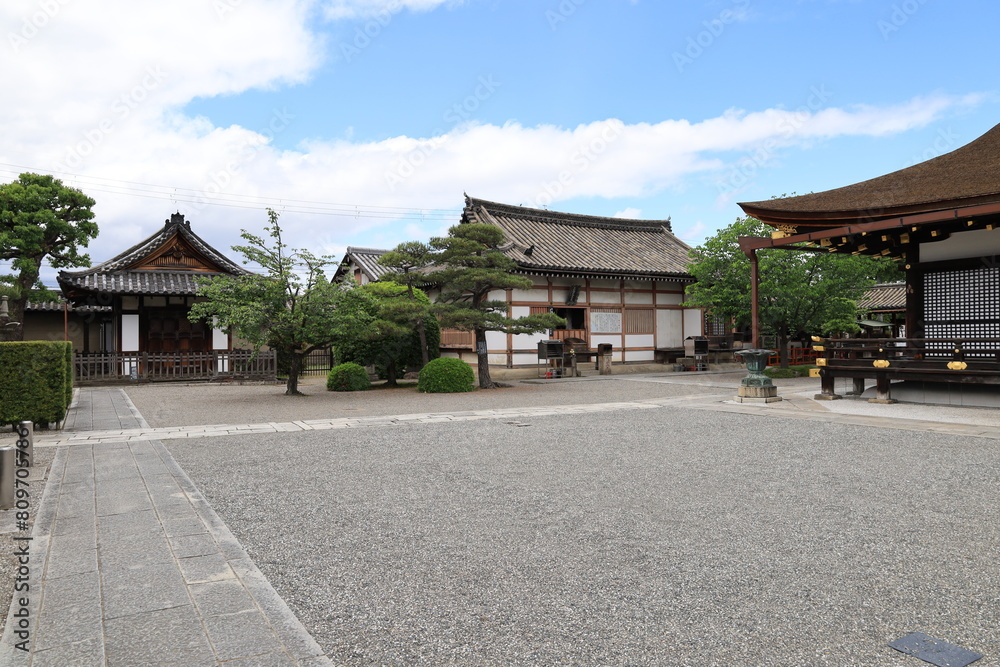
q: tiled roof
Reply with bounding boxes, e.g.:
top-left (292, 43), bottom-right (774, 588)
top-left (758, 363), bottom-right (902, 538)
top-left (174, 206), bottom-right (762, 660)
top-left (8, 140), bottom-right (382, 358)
top-left (59, 271), bottom-right (229, 297)
top-left (740, 122), bottom-right (1000, 225)
top-left (858, 282), bottom-right (906, 311)
top-left (26, 300), bottom-right (111, 313)
top-left (462, 196), bottom-right (692, 279)
top-left (335, 247), bottom-right (391, 282)
top-left (58, 213), bottom-right (250, 297)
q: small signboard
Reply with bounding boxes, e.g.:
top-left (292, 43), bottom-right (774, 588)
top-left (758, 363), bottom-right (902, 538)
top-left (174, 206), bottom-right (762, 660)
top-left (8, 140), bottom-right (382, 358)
top-left (591, 312), bottom-right (622, 334)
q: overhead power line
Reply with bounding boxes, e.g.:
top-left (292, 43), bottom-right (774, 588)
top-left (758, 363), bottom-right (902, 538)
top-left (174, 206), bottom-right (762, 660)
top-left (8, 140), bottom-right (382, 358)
top-left (0, 162), bottom-right (463, 221)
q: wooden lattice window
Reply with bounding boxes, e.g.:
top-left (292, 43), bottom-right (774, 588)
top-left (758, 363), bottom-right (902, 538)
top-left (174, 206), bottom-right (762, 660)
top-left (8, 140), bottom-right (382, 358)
top-left (625, 309), bottom-right (654, 334)
top-left (924, 266), bottom-right (1000, 357)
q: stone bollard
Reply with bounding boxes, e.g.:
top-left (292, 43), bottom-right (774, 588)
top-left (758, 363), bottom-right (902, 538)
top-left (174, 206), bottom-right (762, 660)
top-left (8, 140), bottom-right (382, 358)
top-left (597, 344), bottom-right (613, 375)
top-left (15, 420), bottom-right (33, 468)
top-left (0, 446), bottom-right (15, 510)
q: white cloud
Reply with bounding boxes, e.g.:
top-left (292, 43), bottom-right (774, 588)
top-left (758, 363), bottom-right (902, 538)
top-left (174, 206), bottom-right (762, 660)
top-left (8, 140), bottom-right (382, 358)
top-left (614, 208), bottom-right (643, 219)
top-left (321, 0), bottom-right (462, 20)
top-left (0, 0), bottom-right (985, 281)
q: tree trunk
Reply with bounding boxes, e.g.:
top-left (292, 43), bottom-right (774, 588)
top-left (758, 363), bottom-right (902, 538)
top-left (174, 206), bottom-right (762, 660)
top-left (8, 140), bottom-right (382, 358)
top-left (385, 358), bottom-right (398, 388)
top-left (475, 328), bottom-right (495, 389)
top-left (417, 317), bottom-right (429, 367)
top-left (285, 352), bottom-right (303, 395)
top-left (778, 333), bottom-right (790, 369)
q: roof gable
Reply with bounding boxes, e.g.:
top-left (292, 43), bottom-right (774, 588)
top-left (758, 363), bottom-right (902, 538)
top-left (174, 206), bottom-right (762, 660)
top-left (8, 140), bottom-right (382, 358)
top-left (58, 213), bottom-right (250, 298)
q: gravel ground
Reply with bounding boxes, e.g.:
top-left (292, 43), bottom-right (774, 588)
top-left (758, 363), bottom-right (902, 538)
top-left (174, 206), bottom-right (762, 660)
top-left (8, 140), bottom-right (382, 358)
top-left (124, 375), bottom-right (737, 428)
top-left (164, 404), bottom-right (1000, 666)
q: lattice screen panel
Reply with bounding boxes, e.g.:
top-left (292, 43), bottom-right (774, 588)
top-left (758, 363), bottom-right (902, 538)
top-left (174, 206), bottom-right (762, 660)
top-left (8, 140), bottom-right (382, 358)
top-left (923, 266), bottom-right (1000, 358)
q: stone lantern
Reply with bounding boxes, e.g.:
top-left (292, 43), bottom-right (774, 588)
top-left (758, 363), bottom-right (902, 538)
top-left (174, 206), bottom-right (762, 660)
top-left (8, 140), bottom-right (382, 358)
top-left (734, 348), bottom-right (782, 403)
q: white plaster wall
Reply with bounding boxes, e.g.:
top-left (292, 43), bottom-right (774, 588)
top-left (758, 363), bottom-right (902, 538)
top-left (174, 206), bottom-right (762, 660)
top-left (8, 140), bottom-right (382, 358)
top-left (488, 353), bottom-right (506, 364)
top-left (657, 310), bottom-right (683, 347)
top-left (625, 349), bottom-right (655, 362)
top-left (920, 228), bottom-right (1000, 263)
top-left (625, 334), bottom-right (654, 348)
top-left (512, 288), bottom-right (546, 301)
top-left (683, 308), bottom-right (704, 337)
top-left (624, 291), bottom-right (654, 305)
top-left (213, 327), bottom-right (229, 350)
top-left (590, 278), bottom-right (619, 290)
top-left (656, 292), bottom-right (684, 306)
top-left (486, 330), bottom-right (506, 350)
top-left (512, 353), bottom-right (538, 366)
top-left (591, 334), bottom-right (620, 348)
top-left (590, 291), bottom-right (623, 304)
top-left (121, 314), bottom-right (139, 352)
top-left (512, 330), bottom-right (548, 351)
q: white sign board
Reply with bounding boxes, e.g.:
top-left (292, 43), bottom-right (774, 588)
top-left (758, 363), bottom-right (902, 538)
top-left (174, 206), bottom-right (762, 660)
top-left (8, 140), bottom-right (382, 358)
top-left (591, 312), bottom-right (622, 334)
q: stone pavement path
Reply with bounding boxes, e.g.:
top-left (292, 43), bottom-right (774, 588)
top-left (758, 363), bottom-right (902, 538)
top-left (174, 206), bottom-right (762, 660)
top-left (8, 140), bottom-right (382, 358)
top-left (31, 387), bottom-right (1000, 450)
top-left (0, 388), bottom-right (332, 666)
top-left (4, 380), bottom-right (1000, 665)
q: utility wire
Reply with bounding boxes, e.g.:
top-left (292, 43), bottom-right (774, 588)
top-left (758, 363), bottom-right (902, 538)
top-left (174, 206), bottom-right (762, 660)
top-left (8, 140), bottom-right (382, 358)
top-left (0, 162), bottom-right (463, 220)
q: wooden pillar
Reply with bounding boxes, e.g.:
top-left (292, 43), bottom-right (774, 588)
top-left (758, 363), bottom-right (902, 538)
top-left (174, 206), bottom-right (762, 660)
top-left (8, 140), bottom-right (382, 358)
top-left (814, 369), bottom-right (842, 400)
top-left (905, 244), bottom-right (922, 340)
top-left (749, 249), bottom-right (760, 348)
top-left (870, 372), bottom-right (897, 404)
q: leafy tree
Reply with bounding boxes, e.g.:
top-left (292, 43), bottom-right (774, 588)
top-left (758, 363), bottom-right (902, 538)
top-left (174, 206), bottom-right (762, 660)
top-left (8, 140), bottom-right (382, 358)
top-left (189, 209), bottom-right (369, 395)
top-left (333, 281), bottom-right (440, 387)
top-left (428, 223), bottom-right (564, 389)
top-left (0, 173), bottom-right (97, 340)
top-left (377, 241), bottom-right (437, 366)
top-left (684, 215), bottom-right (902, 366)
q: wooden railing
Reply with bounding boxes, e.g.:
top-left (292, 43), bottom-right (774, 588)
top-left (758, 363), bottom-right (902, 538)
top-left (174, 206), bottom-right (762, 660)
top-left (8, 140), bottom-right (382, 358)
top-left (767, 347), bottom-right (820, 366)
top-left (74, 350), bottom-right (277, 383)
top-left (814, 337), bottom-right (1000, 401)
top-left (551, 329), bottom-right (587, 342)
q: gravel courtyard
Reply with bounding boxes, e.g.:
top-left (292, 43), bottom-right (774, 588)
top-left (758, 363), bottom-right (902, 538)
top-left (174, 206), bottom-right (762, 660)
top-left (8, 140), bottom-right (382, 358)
top-left (150, 378), bottom-right (1000, 665)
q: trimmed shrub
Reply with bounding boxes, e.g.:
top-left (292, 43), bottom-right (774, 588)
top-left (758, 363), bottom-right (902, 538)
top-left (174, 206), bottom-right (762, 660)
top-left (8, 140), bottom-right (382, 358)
top-left (763, 367), bottom-right (799, 379)
top-left (0, 341), bottom-right (72, 426)
top-left (326, 362), bottom-right (371, 392)
top-left (418, 357), bottom-right (475, 393)
top-left (65, 342), bottom-right (74, 405)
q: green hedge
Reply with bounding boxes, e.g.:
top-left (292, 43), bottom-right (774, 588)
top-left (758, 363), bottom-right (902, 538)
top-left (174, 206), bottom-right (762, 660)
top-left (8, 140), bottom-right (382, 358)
top-left (418, 357), bottom-right (475, 393)
top-left (0, 341), bottom-right (73, 426)
top-left (326, 362), bottom-right (371, 392)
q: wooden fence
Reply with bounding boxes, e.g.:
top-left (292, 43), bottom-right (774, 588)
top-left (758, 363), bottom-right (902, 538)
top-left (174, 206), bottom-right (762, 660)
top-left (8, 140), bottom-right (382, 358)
top-left (74, 350), bottom-right (277, 384)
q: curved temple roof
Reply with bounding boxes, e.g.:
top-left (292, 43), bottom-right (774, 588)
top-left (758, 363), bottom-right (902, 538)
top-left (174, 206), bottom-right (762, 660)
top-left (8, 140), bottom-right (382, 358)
top-left (462, 196), bottom-right (692, 279)
top-left (59, 213), bottom-right (250, 299)
top-left (740, 122), bottom-right (1000, 227)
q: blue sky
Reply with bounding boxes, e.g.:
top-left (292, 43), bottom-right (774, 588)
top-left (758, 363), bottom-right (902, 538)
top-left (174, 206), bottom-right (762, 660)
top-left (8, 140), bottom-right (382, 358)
top-left (2, 0), bottom-right (998, 282)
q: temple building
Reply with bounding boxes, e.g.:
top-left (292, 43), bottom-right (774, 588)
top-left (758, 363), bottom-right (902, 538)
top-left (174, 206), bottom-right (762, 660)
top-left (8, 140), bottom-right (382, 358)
top-left (339, 196), bottom-right (705, 367)
top-left (54, 213), bottom-right (266, 381)
top-left (738, 122), bottom-right (1000, 403)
